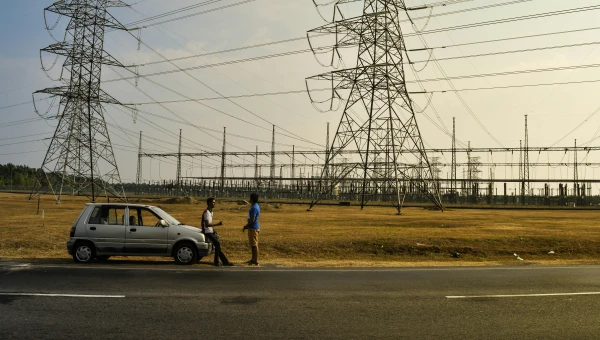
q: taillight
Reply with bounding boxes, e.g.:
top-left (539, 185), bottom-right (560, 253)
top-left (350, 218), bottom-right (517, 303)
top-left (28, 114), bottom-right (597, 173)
top-left (69, 226), bottom-right (76, 237)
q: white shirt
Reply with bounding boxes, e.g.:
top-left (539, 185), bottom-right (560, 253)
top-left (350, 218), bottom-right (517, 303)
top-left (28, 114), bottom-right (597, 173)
top-left (202, 210), bottom-right (214, 234)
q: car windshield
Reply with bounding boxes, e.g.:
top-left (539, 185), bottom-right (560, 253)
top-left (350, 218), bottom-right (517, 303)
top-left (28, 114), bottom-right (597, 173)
top-left (151, 207), bottom-right (182, 225)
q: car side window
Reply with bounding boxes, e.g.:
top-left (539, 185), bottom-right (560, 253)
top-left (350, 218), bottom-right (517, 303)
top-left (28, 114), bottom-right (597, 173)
top-left (138, 208), bottom-right (162, 227)
top-left (105, 207), bottom-right (126, 225)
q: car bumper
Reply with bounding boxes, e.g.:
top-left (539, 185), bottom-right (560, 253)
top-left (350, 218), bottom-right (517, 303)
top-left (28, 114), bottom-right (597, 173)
top-left (66, 239), bottom-right (75, 255)
top-left (195, 241), bottom-right (212, 257)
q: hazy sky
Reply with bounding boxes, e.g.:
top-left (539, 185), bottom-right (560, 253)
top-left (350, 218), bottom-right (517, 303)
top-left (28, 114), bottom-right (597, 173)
top-left (1, 0), bottom-right (600, 187)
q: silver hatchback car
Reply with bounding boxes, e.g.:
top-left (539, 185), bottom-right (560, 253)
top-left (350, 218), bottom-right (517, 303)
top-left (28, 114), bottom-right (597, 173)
top-left (67, 203), bottom-right (212, 265)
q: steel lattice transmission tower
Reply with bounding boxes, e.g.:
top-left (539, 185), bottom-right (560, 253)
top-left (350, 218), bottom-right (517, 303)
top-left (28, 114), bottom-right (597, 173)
top-left (30, 0), bottom-right (132, 203)
top-left (306, 0), bottom-right (443, 212)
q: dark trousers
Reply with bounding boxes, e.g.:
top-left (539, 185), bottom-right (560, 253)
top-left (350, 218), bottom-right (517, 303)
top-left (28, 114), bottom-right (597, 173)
top-left (205, 233), bottom-right (229, 265)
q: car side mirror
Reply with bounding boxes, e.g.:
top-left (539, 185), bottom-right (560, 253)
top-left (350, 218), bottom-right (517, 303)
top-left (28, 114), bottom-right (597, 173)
top-left (159, 219), bottom-right (168, 227)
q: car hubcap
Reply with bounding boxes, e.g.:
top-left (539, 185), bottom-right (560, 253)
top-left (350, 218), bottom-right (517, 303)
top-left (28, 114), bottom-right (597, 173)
top-left (177, 247), bottom-right (193, 263)
top-left (76, 246), bottom-right (91, 262)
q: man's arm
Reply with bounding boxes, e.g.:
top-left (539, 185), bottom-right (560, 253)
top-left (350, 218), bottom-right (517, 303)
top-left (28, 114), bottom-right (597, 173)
top-left (242, 216), bottom-right (255, 231)
top-left (203, 211), bottom-right (223, 227)
top-left (243, 207), bottom-right (257, 231)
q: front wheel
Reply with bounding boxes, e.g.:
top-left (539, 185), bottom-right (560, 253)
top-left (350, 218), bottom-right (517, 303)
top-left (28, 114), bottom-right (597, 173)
top-left (174, 242), bottom-right (198, 265)
top-left (73, 242), bottom-right (96, 264)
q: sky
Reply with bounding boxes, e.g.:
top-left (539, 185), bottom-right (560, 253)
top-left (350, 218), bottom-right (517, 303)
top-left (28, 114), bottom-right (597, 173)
top-left (1, 0), bottom-right (600, 192)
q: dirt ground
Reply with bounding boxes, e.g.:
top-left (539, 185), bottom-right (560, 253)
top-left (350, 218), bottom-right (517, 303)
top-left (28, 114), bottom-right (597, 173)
top-left (2, 192), bottom-right (600, 267)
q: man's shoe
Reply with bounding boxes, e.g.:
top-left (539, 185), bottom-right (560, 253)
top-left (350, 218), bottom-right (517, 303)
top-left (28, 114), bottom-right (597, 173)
top-left (250, 261), bottom-right (259, 266)
top-left (224, 262), bottom-right (235, 267)
top-left (214, 263), bottom-right (223, 267)
top-left (244, 260), bottom-right (254, 265)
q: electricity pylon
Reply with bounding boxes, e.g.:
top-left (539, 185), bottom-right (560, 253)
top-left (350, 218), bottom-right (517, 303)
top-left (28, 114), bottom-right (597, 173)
top-left (306, 0), bottom-right (443, 213)
top-left (31, 0), bottom-right (132, 203)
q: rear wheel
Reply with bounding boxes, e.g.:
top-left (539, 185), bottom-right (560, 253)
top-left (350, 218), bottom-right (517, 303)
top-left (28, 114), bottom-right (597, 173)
top-left (174, 242), bottom-right (198, 265)
top-left (73, 241), bottom-right (96, 264)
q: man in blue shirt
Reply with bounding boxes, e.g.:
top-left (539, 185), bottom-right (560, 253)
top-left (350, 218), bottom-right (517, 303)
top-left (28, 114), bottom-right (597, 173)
top-left (242, 193), bottom-right (260, 266)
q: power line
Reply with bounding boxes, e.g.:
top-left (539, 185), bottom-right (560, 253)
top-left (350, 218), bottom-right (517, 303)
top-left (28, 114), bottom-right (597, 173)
top-left (128, 63), bottom-right (600, 104)
top-left (123, 5), bottom-right (324, 159)
top-left (0, 137), bottom-right (50, 147)
top-left (132, 0), bottom-right (530, 67)
top-left (109, 66), bottom-right (283, 167)
top-left (402, 4), bottom-right (600, 38)
top-left (138, 36), bottom-right (309, 67)
top-left (0, 85), bottom-right (34, 96)
top-left (0, 149), bottom-right (46, 156)
top-left (130, 38), bottom-right (322, 148)
top-left (125, 0), bottom-right (223, 27)
top-left (419, 78), bottom-right (600, 93)
top-left (131, 104), bottom-right (311, 149)
top-left (410, 26), bottom-right (600, 51)
top-left (122, 5), bottom-right (322, 150)
top-left (0, 117), bottom-right (45, 129)
top-left (413, 63), bottom-right (600, 83)
top-left (402, 0), bottom-right (532, 23)
top-left (0, 97), bottom-right (53, 111)
top-left (19, 24), bottom-right (600, 109)
top-left (407, 11), bottom-right (502, 148)
top-left (0, 132), bottom-right (52, 141)
top-left (127, 0), bottom-right (257, 29)
top-left (411, 40), bottom-right (600, 64)
top-left (110, 38), bottom-right (600, 84)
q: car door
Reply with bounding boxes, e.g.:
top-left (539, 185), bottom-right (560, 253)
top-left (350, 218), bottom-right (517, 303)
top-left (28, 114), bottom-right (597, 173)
top-left (123, 207), bottom-right (169, 254)
top-left (86, 205), bottom-right (126, 254)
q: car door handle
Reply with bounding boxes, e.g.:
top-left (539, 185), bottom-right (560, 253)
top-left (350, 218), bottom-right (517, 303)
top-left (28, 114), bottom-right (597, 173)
top-left (130, 228), bottom-right (137, 232)
top-left (90, 227), bottom-right (96, 230)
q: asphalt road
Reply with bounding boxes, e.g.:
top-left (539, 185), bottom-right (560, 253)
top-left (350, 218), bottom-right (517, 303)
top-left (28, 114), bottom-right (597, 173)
top-left (1, 261), bottom-right (600, 339)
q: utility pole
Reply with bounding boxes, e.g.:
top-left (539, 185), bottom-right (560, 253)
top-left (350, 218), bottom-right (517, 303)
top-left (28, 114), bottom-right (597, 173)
top-left (306, 0), bottom-right (443, 212)
top-left (524, 115), bottom-right (529, 200)
top-left (30, 0), bottom-right (131, 203)
top-left (176, 129), bottom-right (182, 190)
top-left (136, 131), bottom-right (142, 187)
top-left (519, 139), bottom-right (524, 202)
top-left (324, 122), bottom-right (330, 190)
top-left (574, 139), bottom-right (578, 196)
top-left (467, 141), bottom-right (472, 197)
top-left (220, 127), bottom-right (226, 191)
top-left (451, 117), bottom-right (456, 203)
top-left (291, 145), bottom-right (295, 184)
top-left (254, 146), bottom-right (259, 188)
top-left (270, 125), bottom-right (275, 188)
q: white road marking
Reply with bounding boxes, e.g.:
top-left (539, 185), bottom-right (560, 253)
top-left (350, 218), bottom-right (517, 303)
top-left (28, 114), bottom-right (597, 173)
top-left (447, 292), bottom-right (600, 299)
top-left (4, 262), bottom-right (600, 272)
top-left (0, 293), bottom-right (125, 298)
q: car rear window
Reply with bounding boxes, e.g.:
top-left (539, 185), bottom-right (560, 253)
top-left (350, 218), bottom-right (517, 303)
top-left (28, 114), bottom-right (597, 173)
top-left (88, 207), bottom-right (103, 224)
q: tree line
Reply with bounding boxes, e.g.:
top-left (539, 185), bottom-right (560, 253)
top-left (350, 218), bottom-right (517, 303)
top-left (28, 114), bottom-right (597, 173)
top-left (0, 163), bottom-right (39, 188)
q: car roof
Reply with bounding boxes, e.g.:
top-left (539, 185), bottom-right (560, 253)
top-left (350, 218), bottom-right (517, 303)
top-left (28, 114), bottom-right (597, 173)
top-left (85, 203), bottom-right (155, 209)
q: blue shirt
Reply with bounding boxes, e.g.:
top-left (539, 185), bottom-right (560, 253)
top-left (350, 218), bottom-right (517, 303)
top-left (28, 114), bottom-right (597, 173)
top-left (247, 203), bottom-right (260, 230)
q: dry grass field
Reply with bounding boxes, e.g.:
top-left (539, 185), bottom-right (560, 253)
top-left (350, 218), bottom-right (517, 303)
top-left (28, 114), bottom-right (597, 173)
top-left (1, 192), bottom-right (600, 267)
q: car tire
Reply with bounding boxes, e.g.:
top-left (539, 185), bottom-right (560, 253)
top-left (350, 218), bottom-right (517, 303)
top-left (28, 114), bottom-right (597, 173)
top-left (174, 242), bottom-right (198, 265)
top-left (96, 255), bottom-right (111, 262)
top-left (73, 241), bottom-right (96, 264)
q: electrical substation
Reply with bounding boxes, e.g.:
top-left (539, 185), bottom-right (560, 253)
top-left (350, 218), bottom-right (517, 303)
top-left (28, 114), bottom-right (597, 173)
top-left (25, 0), bottom-right (600, 211)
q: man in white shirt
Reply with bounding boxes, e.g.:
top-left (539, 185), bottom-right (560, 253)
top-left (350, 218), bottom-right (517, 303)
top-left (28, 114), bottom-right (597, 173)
top-left (202, 197), bottom-right (234, 267)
